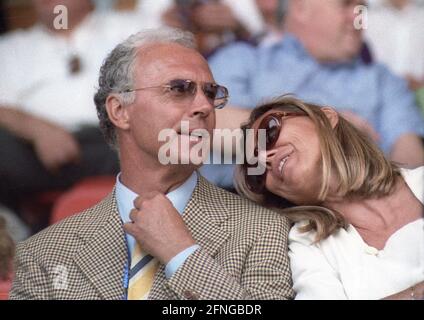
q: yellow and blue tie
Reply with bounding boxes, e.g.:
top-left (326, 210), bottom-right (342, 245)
top-left (127, 243), bottom-right (159, 300)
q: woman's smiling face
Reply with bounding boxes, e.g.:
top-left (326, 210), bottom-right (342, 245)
top-left (251, 110), bottom-right (325, 205)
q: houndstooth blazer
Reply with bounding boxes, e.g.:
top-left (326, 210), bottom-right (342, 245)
top-left (10, 175), bottom-right (294, 300)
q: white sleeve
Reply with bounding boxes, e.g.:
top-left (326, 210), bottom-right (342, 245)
top-left (0, 36), bottom-right (23, 107)
top-left (288, 224), bottom-right (348, 300)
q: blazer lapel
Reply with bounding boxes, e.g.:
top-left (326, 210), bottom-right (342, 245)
top-left (73, 191), bottom-right (128, 300)
top-left (181, 176), bottom-right (231, 257)
top-left (149, 175), bottom-right (231, 299)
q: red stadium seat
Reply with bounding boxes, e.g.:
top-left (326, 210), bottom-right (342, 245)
top-left (0, 276), bottom-right (12, 300)
top-left (50, 176), bottom-right (115, 224)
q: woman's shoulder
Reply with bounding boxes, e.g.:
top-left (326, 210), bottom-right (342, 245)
top-left (289, 220), bottom-right (358, 248)
top-left (400, 166), bottom-right (424, 204)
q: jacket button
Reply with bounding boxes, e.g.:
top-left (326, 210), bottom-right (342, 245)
top-left (183, 290), bottom-right (200, 300)
top-left (365, 245), bottom-right (379, 256)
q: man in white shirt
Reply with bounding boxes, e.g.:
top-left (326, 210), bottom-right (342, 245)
top-left (0, 0), bottom-right (158, 214)
top-left (365, 0), bottom-right (424, 90)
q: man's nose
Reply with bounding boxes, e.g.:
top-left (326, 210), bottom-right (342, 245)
top-left (188, 87), bottom-right (214, 118)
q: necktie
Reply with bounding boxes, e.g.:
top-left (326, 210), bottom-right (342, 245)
top-left (127, 243), bottom-right (159, 300)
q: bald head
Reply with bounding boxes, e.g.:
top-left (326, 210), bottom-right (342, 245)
top-left (285, 0), bottom-right (365, 63)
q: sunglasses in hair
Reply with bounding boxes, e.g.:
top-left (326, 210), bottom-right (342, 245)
top-left (245, 111), bottom-right (305, 193)
top-left (120, 79), bottom-right (229, 109)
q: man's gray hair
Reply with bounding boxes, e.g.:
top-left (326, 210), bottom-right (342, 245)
top-left (94, 28), bottom-right (196, 148)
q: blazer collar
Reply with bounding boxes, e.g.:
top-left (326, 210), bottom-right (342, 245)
top-left (73, 190), bottom-right (127, 300)
top-left (181, 174), bottom-right (231, 255)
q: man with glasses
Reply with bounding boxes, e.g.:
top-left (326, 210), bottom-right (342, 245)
top-left (10, 28), bottom-right (294, 300)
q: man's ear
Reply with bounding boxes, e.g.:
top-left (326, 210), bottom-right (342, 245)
top-left (105, 94), bottom-right (130, 130)
top-left (321, 107), bottom-right (339, 129)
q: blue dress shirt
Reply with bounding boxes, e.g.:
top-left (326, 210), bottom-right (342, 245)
top-left (115, 171), bottom-right (199, 279)
top-left (208, 34), bottom-right (424, 154)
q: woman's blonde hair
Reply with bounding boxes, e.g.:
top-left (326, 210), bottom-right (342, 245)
top-left (235, 96), bottom-right (400, 241)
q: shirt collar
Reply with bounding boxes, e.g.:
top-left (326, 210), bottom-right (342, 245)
top-left (115, 171), bottom-right (198, 225)
top-left (266, 33), bottom-right (305, 53)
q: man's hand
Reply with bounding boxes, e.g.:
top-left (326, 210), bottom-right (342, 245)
top-left (192, 3), bottom-right (242, 32)
top-left (405, 75), bottom-right (424, 92)
top-left (340, 110), bottom-right (380, 142)
top-left (162, 3), bottom-right (245, 34)
top-left (0, 107), bottom-right (81, 173)
top-left (123, 193), bottom-right (196, 264)
top-left (161, 6), bottom-right (185, 29)
top-left (32, 122), bottom-right (81, 173)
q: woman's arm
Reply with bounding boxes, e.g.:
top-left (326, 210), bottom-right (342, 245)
top-left (383, 281), bottom-right (424, 300)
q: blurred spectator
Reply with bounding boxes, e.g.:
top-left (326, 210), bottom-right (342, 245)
top-left (365, 0), bottom-right (424, 91)
top-left (417, 87), bottom-right (424, 115)
top-left (0, 1), bottom-right (7, 34)
top-left (0, 215), bottom-right (15, 281)
top-left (209, 0), bottom-right (424, 170)
top-left (0, 205), bottom-right (30, 243)
top-left (0, 0), bottom-right (158, 216)
top-left (137, 0), bottom-right (265, 56)
top-left (92, 0), bottom-right (116, 11)
top-left (253, 0), bottom-right (287, 42)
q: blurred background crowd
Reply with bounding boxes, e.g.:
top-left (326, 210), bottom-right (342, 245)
top-left (0, 0), bottom-right (424, 296)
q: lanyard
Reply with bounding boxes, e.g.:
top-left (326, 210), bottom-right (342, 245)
top-left (122, 233), bottom-right (131, 300)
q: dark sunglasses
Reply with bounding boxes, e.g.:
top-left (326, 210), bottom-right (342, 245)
top-left (120, 79), bottom-right (229, 109)
top-left (245, 111), bottom-right (305, 193)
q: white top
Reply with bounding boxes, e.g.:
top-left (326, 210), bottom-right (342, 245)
top-left (289, 166), bottom-right (424, 300)
top-left (365, 3), bottom-right (424, 80)
top-left (0, 12), bottom-right (159, 131)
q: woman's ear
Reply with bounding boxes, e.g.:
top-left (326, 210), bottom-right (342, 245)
top-left (105, 94), bottom-right (130, 131)
top-left (321, 107), bottom-right (339, 129)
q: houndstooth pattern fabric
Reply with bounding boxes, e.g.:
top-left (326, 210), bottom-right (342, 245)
top-left (10, 174), bottom-right (294, 300)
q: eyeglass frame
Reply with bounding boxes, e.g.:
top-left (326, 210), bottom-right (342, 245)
top-left (118, 79), bottom-right (229, 109)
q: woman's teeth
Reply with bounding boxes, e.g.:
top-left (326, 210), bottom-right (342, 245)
top-left (189, 135), bottom-right (201, 142)
top-left (278, 156), bottom-right (289, 175)
top-left (180, 132), bottom-right (202, 142)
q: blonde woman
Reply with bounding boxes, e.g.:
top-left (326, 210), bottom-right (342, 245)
top-left (235, 96), bottom-right (424, 300)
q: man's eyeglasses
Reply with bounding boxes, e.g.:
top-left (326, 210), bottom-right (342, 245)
top-left (245, 111), bottom-right (306, 193)
top-left (120, 79), bottom-right (229, 109)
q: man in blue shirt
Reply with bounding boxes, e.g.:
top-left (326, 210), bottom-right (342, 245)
top-left (209, 0), bottom-right (424, 168)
